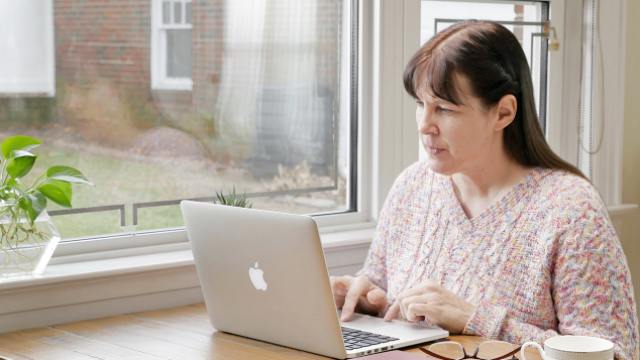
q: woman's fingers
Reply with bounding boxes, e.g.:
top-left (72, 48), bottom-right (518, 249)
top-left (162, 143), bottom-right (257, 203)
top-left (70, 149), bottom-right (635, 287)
top-left (383, 302), bottom-right (400, 321)
top-left (401, 294), bottom-right (432, 322)
top-left (332, 277), bottom-right (349, 296)
top-left (385, 285), bottom-right (438, 322)
top-left (382, 281), bottom-right (476, 333)
top-left (366, 287), bottom-right (388, 306)
top-left (340, 277), bottom-right (369, 321)
top-left (406, 303), bottom-right (430, 322)
top-left (359, 287), bottom-right (388, 316)
top-left (330, 276), bottom-right (352, 309)
top-left (332, 276), bottom-right (389, 321)
top-left (384, 287), bottom-right (422, 321)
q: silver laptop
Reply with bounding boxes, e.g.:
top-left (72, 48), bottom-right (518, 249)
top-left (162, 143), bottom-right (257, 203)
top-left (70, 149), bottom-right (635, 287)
top-left (180, 200), bottom-right (448, 359)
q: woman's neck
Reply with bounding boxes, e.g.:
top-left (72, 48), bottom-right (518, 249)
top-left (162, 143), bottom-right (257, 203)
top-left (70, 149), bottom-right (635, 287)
top-left (451, 151), bottom-right (530, 218)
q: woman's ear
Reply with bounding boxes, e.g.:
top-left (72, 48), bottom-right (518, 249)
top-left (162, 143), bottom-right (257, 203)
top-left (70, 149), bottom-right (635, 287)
top-left (494, 94), bottom-right (517, 131)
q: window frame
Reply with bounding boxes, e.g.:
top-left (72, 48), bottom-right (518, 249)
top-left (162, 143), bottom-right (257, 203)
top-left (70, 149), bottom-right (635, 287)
top-left (49, 0), bottom-right (373, 260)
top-left (576, 0), bottom-right (627, 206)
top-left (151, 0), bottom-right (194, 91)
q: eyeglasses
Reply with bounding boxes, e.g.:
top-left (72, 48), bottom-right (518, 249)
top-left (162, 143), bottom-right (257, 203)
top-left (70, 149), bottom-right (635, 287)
top-left (419, 340), bottom-right (521, 360)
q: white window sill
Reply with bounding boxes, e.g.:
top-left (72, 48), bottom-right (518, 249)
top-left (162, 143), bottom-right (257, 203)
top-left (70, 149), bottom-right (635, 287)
top-left (607, 204), bottom-right (639, 217)
top-left (151, 80), bottom-right (193, 91)
top-left (0, 225), bottom-right (375, 291)
top-left (0, 224), bottom-right (375, 333)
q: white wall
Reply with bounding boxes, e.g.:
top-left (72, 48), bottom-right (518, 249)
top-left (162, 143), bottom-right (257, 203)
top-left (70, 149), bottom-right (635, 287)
top-left (620, 0), bottom-right (640, 321)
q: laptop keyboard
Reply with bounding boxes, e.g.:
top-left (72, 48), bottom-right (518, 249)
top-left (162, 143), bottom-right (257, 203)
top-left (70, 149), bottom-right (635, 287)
top-left (341, 327), bottom-right (399, 351)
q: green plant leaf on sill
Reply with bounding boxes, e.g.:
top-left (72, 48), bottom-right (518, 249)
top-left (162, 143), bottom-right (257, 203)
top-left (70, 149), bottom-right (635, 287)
top-left (37, 179), bottom-right (72, 208)
top-left (2, 177), bottom-right (17, 188)
top-left (6, 151), bottom-right (37, 179)
top-left (1, 135), bottom-right (41, 159)
top-left (18, 191), bottom-right (47, 223)
top-left (47, 165), bottom-right (93, 185)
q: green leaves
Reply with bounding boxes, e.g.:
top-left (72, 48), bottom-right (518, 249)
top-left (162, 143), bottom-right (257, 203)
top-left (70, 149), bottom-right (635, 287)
top-left (1, 135), bottom-right (41, 160)
top-left (18, 191), bottom-right (47, 223)
top-left (37, 180), bottom-right (73, 208)
top-left (36, 166), bottom-right (92, 208)
top-left (2, 135), bottom-right (41, 180)
top-left (215, 187), bottom-right (252, 208)
top-left (6, 150), bottom-right (36, 179)
top-left (0, 134), bottom-right (91, 227)
top-left (47, 166), bottom-right (92, 185)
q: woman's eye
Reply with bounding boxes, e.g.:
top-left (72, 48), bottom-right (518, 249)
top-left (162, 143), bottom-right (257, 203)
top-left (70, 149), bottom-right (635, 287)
top-left (437, 106), bottom-right (452, 113)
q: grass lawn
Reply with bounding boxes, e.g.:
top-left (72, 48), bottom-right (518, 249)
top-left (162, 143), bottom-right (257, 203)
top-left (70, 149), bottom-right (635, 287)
top-left (21, 141), bottom-right (344, 240)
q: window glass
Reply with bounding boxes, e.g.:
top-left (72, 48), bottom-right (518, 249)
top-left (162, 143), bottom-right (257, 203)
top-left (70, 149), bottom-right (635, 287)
top-left (421, 0), bottom-right (549, 127)
top-left (185, 3), bottom-right (192, 25)
top-left (166, 29), bottom-right (192, 78)
top-left (162, 1), bottom-right (171, 24)
top-left (173, 2), bottom-right (182, 24)
top-left (1, 0), bottom-right (354, 240)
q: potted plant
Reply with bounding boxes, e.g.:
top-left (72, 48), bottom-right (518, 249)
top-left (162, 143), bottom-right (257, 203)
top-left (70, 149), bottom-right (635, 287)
top-left (215, 187), bottom-right (252, 208)
top-left (0, 135), bottom-right (91, 278)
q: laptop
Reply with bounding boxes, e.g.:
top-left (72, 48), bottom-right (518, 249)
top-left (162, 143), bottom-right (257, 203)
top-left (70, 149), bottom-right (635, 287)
top-left (180, 200), bottom-right (448, 359)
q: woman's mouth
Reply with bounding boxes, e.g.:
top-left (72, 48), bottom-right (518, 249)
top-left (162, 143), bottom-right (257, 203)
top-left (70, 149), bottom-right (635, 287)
top-left (427, 145), bottom-right (445, 155)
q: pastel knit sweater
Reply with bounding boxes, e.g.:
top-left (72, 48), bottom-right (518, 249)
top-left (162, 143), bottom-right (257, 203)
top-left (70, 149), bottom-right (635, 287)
top-left (358, 161), bottom-right (639, 360)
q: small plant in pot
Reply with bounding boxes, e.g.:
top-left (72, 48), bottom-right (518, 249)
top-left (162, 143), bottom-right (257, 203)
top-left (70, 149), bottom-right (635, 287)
top-left (215, 187), bottom-right (252, 208)
top-left (0, 135), bottom-right (91, 278)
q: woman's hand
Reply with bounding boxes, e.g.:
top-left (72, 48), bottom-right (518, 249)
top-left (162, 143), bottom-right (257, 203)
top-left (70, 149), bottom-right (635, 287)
top-left (330, 275), bottom-right (388, 321)
top-left (383, 280), bottom-right (475, 334)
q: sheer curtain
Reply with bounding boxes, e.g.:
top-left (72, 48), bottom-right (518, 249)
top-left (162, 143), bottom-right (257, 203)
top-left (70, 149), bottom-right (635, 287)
top-left (215, 0), bottom-right (267, 139)
top-left (215, 0), bottom-right (335, 177)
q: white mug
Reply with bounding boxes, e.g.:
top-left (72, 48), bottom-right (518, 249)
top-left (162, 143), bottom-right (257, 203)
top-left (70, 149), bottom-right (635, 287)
top-left (520, 336), bottom-right (614, 360)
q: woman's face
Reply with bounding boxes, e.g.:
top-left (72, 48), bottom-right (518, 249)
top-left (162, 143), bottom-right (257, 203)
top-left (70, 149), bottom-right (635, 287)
top-left (415, 74), bottom-right (501, 175)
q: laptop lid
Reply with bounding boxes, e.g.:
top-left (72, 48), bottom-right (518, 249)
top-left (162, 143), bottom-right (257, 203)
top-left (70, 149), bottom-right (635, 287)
top-left (181, 200), bottom-right (347, 359)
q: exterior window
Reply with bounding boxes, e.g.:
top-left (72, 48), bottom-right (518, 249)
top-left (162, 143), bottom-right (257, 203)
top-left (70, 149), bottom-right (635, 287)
top-left (421, 0), bottom-right (550, 129)
top-left (152, 0), bottom-right (193, 90)
top-left (1, 0), bottom-right (355, 242)
top-left (0, 1), bottom-right (55, 96)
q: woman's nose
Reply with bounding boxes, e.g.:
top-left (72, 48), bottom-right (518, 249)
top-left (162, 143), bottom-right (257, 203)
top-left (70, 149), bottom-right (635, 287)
top-left (417, 108), bottom-right (438, 135)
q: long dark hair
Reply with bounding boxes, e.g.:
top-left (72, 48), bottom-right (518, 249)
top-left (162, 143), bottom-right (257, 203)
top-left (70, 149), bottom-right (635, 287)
top-left (404, 20), bottom-right (585, 178)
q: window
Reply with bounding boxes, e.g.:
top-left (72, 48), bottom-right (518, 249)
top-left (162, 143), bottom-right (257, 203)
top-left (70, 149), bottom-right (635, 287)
top-left (420, 0), bottom-right (550, 129)
top-left (0, 1), bottom-right (54, 96)
top-left (152, 0), bottom-right (194, 90)
top-left (1, 0), bottom-right (357, 244)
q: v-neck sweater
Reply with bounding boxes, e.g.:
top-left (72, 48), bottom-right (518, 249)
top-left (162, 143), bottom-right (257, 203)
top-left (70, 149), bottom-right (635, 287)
top-left (358, 161), bottom-right (638, 360)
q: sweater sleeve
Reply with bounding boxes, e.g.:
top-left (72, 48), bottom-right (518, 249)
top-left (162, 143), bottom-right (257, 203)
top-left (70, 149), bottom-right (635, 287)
top-left (463, 200), bottom-right (639, 360)
top-left (355, 221), bottom-right (389, 290)
top-left (356, 163), bottom-right (421, 290)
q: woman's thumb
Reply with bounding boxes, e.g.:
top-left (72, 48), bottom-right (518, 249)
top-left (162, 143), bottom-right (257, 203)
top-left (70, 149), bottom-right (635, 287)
top-left (366, 287), bottom-right (388, 306)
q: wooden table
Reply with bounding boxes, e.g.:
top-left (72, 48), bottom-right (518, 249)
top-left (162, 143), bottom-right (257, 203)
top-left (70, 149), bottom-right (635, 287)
top-left (0, 304), bottom-right (534, 360)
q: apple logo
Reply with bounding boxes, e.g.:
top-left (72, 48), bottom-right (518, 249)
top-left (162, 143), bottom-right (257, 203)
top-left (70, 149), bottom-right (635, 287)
top-left (249, 262), bottom-right (268, 291)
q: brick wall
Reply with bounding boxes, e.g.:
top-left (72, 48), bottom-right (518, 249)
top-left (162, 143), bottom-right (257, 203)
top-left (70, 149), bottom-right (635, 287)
top-left (55, 0), bottom-right (152, 90)
top-left (54, 0), bottom-right (226, 125)
top-left (192, 0), bottom-right (225, 116)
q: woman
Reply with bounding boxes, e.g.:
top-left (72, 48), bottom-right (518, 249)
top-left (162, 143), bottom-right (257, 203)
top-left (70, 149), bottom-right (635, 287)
top-left (331, 20), bottom-right (639, 360)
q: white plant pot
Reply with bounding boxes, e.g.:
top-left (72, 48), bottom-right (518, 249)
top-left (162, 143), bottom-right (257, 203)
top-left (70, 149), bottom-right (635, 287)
top-left (0, 210), bottom-right (60, 278)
